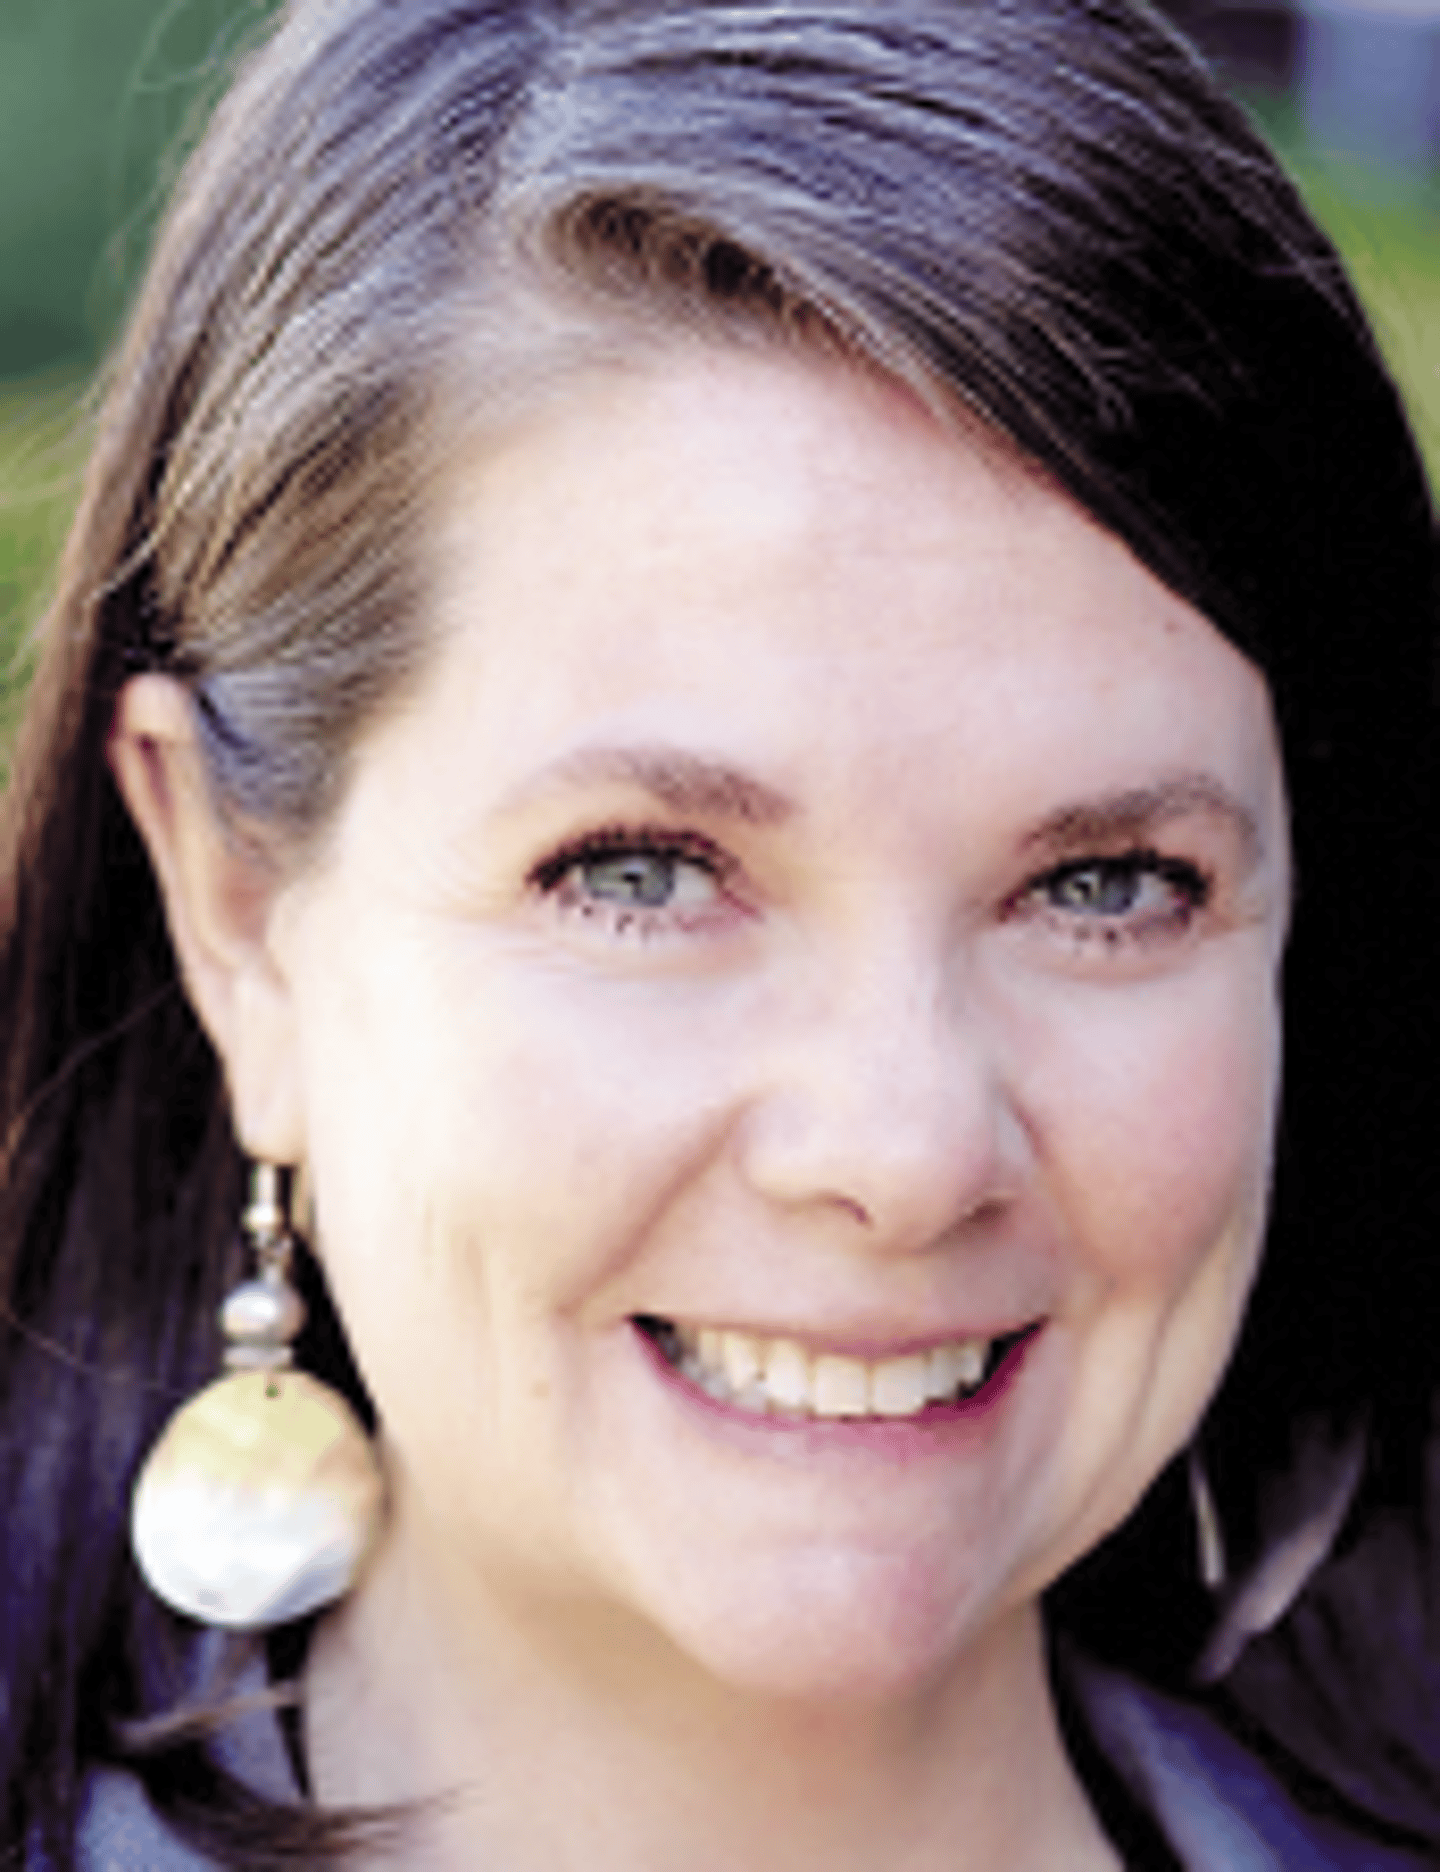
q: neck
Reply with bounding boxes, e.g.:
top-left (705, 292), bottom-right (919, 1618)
top-left (305, 1525), bottom-right (1119, 1872)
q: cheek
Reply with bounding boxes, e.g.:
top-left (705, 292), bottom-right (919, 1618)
top-left (286, 907), bottom-right (740, 1384)
top-left (1029, 961), bottom-right (1281, 1297)
top-left (995, 963), bottom-right (1281, 1587)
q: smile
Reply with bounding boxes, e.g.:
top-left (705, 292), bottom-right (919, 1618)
top-left (634, 1317), bottom-right (1035, 1421)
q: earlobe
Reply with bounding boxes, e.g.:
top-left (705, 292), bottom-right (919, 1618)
top-left (107, 675), bottom-right (306, 1162)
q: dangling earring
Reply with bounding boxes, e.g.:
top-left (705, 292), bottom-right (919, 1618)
top-left (1193, 1415), bottom-right (1367, 1685)
top-left (1187, 1440), bottom-right (1227, 1594)
top-left (131, 1163), bottom-right (385, 1629)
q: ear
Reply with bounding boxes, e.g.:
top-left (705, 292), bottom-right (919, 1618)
top-left (108, 674), bottom-right (306, 1163)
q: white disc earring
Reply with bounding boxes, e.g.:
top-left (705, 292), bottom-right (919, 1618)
top-left (131, 1164), bottom-right (385, 1629)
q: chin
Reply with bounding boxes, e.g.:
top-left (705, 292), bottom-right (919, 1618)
top-left (632, 1545), bottom-right (1009, 1706)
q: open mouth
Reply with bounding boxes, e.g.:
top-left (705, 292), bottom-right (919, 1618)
top-left (633, 1315), bottom-right (1038, 1422)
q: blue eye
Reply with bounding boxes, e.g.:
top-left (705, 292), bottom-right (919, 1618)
top-left (579, 851), bottom-right (685, 907)
top-left (1026, 850), bottom-right (1210, 944)
top-left (531, 825), bottom-right (733, 938)
top-left (1045, 860), bottom-right (1149, 916)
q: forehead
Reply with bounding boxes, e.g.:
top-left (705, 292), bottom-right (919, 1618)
top-left (428, 347), bottom-right (1261, 702)
top-left (336, 342), bottom-right (1282, 880)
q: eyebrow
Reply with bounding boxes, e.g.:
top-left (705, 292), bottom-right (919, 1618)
top-left (497, 744), bottom-right (796, 826)
top-left (499, 748), bottom-right (1260, 861)
top-left (1020, 774), bottom-right (1262, 864)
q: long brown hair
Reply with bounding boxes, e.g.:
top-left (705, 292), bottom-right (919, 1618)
top-left (3, 1), bottom-right (1434, 1862)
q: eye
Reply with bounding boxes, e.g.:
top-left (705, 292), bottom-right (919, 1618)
top-left (1017, 849), bottom-right (1211, 949)
top-left (529, 825), bottom-right (733, 938)
top-left (1047, 860), bottom-right (1154, 917)
top-left (574, 848), bottom-right (715, 910)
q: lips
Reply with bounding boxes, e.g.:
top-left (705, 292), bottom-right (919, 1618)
top-left (633, 1316), bottom-right (1038, 1421)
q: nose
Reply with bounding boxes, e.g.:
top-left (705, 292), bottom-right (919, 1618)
top-left (735, 938), bottom-right (1026, 1252)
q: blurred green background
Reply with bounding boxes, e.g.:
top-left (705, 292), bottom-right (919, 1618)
top-left (0, 0), bottom-right (277, 761)
top-left (2, 0), bottom-right (1438, 771)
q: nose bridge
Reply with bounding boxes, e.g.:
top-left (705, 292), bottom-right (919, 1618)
top-left (740, 919), bottom-right (1017, 1245)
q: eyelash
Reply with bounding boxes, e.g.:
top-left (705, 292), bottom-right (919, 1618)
top-left (1013, 849), bottom-right (1212, 948)
top-left (529, 824), bottom-right (735, 939)
top-left (529, 827), bottom-right (1212, 950)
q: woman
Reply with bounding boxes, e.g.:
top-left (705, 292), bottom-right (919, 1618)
top-left (1, 0), bottom-right (1434, 1865)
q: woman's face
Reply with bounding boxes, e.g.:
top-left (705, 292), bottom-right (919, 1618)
top-left (264, 348), bottom-right (1289, 1697)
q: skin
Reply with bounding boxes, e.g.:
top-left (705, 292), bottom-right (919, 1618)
top-left (113, 345), bottom-right (1290, 1868)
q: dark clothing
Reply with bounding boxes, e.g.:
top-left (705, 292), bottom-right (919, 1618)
top-left (67, 1640), bottom-right (1435, 1870)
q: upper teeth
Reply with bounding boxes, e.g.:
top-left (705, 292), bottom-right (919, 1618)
top-left (669, 1324), bottom-right (992, 1420)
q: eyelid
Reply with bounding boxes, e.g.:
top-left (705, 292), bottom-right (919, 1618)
top-left (527, 822), bottom-right (735, 895)
top-left (524, 821), bottom-right (755, 950)
top-left (1017, 842), bottom-right (1206, 884)
top-left (1006, 847), bottom-right (1213, 944)
top-left (1031, 848), bottom-right (1211, 899)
